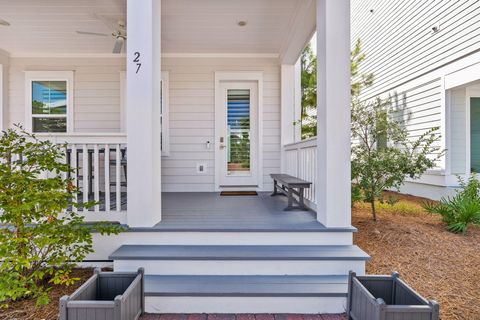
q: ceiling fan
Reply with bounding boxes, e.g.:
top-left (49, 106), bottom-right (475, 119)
top-left (76, 14), bottom-right (126, 53)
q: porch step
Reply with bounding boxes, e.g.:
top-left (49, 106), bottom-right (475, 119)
top-left (144, 274), bottom-right (348, 296)
top-left (110, 245), bottom-right (369, 275)
top-left (144, 275), bottom-right (349, 313)
top-left (110, 244), bottom-right (370, 260)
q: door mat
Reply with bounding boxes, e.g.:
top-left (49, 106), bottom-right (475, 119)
top-left (220, 191), bottom-right (258, 196)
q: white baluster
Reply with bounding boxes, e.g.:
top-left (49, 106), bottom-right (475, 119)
top-left (82, 144), bottom-right (89, 210)
top-left (93, 145), bottom-right (100, 212)
top-left (104, 144), bottom-right (110, 212)
top-left (71, 145), bottom-right (78, 212)
top-left (115, 144), bottom-right (121, 212)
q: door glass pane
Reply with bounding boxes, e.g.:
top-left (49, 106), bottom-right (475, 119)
top-left (33, 117), bottom-right (67, 133)
top-left (227, 89), bottom-right (251, 175)
top-left (471, 98), bottom-right (480, 173)
top-left (32, 81), bottom-right (67, 115)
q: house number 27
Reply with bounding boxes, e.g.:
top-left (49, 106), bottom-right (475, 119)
top-left (133, 52), bottom-right (141, 74)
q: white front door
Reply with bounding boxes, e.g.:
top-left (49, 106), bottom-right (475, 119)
top-left (216, 81), bottom-right (259, 188)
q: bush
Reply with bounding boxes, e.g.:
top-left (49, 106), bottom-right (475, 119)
top-left (0, 126), bottom-right (122, 306)
top-left (423, 175), bottom-right (480, 234)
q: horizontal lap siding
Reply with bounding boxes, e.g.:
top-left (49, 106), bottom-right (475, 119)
top-left (162, 57), bottom-right (280, 192)
top-left (352, 0), bottom-right (480, 174)
top-left (8, 57), bottom-right (124, 132)
top-left (352, 0), bottom-right (480, 99)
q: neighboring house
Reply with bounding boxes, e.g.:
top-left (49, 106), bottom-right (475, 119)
top-left (0, 0), bottom-right (370, 314)
top-left (352, 0), bottom-right (480, 200)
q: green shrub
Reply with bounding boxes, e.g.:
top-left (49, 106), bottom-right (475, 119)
top-left (423, 175), bottom-right (480, 234)
top-left (0, 126), bottom-right (122, 306)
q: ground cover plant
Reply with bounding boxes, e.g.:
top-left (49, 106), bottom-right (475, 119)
top-left (423, 175), bottom-right (480, 234)
top-left (0, 126), bottom-right (122, 307)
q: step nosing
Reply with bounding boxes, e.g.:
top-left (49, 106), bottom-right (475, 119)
top-left (111, 256), bottom-right (370, 260)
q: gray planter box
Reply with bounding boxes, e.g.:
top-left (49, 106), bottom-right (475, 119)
top-left (347, 271), bottom-right (439, 320)
top-left (59, 268), bottom-right (144, 320)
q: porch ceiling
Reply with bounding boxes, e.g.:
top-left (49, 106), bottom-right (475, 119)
top-left (0, 0), bottom-right (314, 59)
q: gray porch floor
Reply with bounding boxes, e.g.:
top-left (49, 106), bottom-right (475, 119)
top-left (149, 192), bottom-right (330, 232)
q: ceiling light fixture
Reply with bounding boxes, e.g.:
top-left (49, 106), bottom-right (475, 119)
top-left (237, 21), bottom-right (247, 27)
top-left (0, 19), bottom-right (10, 26)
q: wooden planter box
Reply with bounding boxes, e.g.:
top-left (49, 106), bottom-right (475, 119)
top-left (347, 271), bottom-right (439, 320)
top-left (59, 268), bottom-right (144, 320)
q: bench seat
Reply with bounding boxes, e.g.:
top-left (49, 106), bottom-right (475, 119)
top-left (270, 174), bottom-right (312, 210)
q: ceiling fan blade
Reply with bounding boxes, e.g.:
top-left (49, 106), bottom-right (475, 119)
top-left (112, 37), bottom-right (124, 53)
top-left (92, 12), bottom-right (116, 31)
top-left (76, 30), bottom-right (110, 37)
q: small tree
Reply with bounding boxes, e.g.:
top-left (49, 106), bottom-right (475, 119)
top-left (0, 126), bottom-right (122, 306)
top-left (351, 100), bottom-right (442, 220)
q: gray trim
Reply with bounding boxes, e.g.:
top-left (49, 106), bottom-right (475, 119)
top-left (109, 245), bottom-right (370, 261)
top-left (124, 226), bottom-right (358, 233)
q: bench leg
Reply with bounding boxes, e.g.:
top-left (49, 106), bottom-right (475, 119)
top-left (298, 187), bottom-right (306, 209)
top-left (271, 180), bottom-right (279, 196)
top-left (285, 188), bottom-right (294, 210)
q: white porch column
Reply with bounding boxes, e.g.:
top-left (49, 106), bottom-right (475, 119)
top-left (126, 0), bottom-right (162, 227)
top-left (316, 0), bottom-right (351, 227)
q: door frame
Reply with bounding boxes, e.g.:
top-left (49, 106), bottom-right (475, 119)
top-left (466, 87), bottom-right (480, 175)
top-left (214, 71), bottom-right (263, 191)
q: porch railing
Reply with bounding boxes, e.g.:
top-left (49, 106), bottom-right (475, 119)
top-left (283, 137), bottom-right (317, 205)
top-left (38, 133), bottom-right (127, 222)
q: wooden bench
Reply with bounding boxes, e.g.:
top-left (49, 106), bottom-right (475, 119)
top-left (270, 173), bottom-right (312, 211)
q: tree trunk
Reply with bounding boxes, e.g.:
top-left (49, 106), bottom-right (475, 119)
top-left (371, 200), bottom-right (377, 221)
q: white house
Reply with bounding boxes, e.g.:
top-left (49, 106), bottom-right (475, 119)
top-left (0, 0), bottom-right (370, 314)
top-left (352, 0), bottom-right (480, 200)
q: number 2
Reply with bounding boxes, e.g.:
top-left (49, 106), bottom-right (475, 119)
top-left (133, 52), bottom-right (141, 73)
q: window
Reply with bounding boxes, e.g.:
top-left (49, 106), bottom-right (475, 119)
top-left (120, 71), bottom-right (169, 155)
top-left (25, 71), bottom-right (73, 133)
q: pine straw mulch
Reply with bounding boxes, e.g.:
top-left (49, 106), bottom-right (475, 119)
top-left (0, 268), bottom-right (93, 320)
top-left (353, 191), bottom-right (480, 320)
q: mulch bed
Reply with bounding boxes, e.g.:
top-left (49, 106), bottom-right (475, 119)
top-left (353, 191), bottom-right (480, 320)
top-left (2, 192), bottom-right (479, 320)
top-left (0, 268), bottom-right (93, 320)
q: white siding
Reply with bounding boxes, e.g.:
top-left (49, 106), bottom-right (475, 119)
top-left (0, 50), bottom-right (9, 130)
top-left (352, 0), bottom-right (480, 192)
top-left (161, 57), bottom-right (281, 192)
top-left (352, 0), bottom-right (480, 99)
top-left (449, 87), bottom-right (467, 174)
top-left (8, 57), bottom-right (125, 132)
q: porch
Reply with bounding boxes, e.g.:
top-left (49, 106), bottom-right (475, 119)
top-left (53, 135), bottom-right (326, 232)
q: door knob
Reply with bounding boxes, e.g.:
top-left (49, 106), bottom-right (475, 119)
top-left (220, 144), bottom-right (226, 149)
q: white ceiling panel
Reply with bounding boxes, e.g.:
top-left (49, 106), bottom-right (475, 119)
top-left (0, 0), bottom-right (306, 55)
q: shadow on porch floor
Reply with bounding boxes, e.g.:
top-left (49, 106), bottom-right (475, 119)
top-left (150, 192), bottom-right (328, 232)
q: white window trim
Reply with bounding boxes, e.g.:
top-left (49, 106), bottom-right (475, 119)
top-left (24, 71), bottom-right (74, 133)
top-left (120, 70), bottom-right (170, 156)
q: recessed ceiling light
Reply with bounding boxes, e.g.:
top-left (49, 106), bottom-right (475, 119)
top-left (0, 19), bottom-right (10, 26)
top-left (237, 21), bottom-right (247, 27)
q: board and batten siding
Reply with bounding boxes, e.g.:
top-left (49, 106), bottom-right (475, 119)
top-left (161, 57), bottom-right (281, 192)
top-left (8, 57), bottom-right (125, 132)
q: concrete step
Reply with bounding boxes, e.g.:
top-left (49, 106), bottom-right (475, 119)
top-left (111, 245), bottom-right (369, 275)
top-left (144, 275), bottom-right (349, 314)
